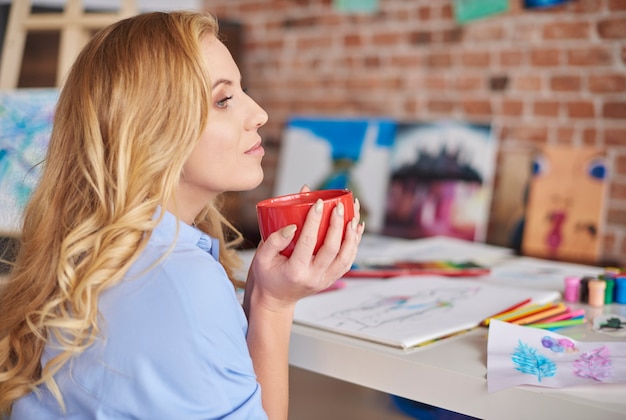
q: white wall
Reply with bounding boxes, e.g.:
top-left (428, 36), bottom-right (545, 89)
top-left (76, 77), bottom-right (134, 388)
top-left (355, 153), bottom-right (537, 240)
top-left (0, 0), bottom-right (202, 12)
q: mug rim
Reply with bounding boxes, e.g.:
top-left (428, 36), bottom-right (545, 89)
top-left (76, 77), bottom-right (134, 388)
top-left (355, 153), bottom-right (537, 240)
top-left (256, 189), bottom-right (352, 209)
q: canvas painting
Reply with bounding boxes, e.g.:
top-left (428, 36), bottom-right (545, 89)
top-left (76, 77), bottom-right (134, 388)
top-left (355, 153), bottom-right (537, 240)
top-left (0, 89), bottom-right (58, 235)
top-left (382, 120), bottom-right (497, 242)
top-left (274, 116), bottom-right (396, 233)
top-left (521, 145), bottom-right (608, 264)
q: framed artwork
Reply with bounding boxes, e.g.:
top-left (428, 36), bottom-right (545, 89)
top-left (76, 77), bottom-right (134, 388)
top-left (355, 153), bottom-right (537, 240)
top-left (522, 145), bottom-right (608, 264)
top-left (382, 120), bottom-right (497, 242)
top-left (0, 88), bottom-right (58, 235)
top-left (274, 116), bottom-right (396, 233)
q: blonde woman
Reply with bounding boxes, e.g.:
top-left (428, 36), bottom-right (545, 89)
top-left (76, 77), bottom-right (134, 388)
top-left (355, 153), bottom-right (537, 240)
top-left (0, 11), bottom-right (363, 419)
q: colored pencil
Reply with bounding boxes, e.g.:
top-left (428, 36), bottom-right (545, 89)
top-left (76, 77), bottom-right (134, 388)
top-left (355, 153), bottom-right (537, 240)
top-left (526, 318), bottom-right (586, 329)
top-left (532, 308), bottom-right (585, 325)
top-left (481, 298), bottom-right (532, 326)
top-left (492, 302), bottom-right (558, 323)
top-left (512, 303), bottom-right (568, 325)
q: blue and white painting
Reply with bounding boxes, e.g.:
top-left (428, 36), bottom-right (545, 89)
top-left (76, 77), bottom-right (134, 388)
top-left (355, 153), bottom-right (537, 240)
top-left (0, 89), bottom-right (58, 234)
top-left (274, 116), bottom-right (397, 233)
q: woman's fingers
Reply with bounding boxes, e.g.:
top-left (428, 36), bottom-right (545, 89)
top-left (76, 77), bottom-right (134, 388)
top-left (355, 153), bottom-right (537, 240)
top-left (289, 198), bottom-right (323, 263)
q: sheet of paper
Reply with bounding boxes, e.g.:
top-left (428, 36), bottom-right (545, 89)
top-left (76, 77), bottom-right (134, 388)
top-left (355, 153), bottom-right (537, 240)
top-left (295, 276), bottom-right (559, 349)
top-left (487, 319), bottom-right (626, 393)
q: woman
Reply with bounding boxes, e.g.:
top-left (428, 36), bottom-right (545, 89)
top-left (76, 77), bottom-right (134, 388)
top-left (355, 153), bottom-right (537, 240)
top-left (0, 11), bottom-right (363, 419)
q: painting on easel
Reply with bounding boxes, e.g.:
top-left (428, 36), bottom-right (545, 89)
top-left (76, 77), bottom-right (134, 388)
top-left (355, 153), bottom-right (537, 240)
top-left (521, 145), bottom-right (608, 264)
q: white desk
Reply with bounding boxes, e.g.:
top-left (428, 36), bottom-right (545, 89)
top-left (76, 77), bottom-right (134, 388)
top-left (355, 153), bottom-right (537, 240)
top-left (289, 309), bottom-right (626, 420)
top-left (282, 236), bottom-right (626, 420)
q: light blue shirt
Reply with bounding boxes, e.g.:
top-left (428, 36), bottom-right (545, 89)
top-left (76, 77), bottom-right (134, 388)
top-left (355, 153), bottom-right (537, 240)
top-left (11, 211), bottom-right (267, 419)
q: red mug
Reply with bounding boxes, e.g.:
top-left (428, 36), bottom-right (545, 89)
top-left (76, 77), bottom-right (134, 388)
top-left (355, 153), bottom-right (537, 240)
top-left (256, 189), bottom-right (355, 257)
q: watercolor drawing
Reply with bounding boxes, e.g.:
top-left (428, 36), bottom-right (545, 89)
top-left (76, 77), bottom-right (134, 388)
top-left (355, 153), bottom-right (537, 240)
top-left (488, 320), bottom-right (626, 392)
top-left (274, 116), bottom-right (396, 233)
top-left (521, 145), bottom-right (608, 264)
top-left (382, 120), bottom-right (497, 242)
top-left (0, 89), bottom-right (58, 234)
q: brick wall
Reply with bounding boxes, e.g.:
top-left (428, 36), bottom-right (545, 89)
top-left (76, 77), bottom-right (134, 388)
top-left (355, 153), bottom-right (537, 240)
top-left (204, 0), bottom-right (626, 264)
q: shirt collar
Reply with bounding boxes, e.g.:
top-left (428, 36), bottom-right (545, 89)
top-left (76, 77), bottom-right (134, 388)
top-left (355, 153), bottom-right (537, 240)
top-left (151, 208), bottom-right (220, 260)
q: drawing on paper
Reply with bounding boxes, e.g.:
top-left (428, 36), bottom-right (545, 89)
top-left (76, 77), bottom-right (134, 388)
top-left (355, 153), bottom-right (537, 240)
top-left (324, 286), bottom-right (478, 330)
top-left (572, 346), bottom-right (612, 382)
top-left (0, 89), bottom-right (59, 234)
top-left (487, 319), bottom-right (626, 392)
top-left (511, 340), bottom-right (557, 383)
top-left (382, 120), bottom-right (497, 242)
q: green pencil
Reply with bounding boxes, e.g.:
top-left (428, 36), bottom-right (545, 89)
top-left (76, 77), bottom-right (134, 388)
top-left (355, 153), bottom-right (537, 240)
top-left (526, 318), bottom-right (585, 329)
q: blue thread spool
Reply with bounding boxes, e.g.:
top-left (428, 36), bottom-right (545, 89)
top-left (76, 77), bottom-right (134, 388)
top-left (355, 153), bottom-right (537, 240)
top-left (615, 276), bottom-right (626, 304)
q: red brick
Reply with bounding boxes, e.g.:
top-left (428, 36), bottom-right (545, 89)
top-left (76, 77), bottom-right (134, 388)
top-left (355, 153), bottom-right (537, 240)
top-left (533, 100), bottom-right (560, 117)
top-left (605, 128), bottom-right (626, 145)
top-left (582, 128), bottom-right (599, 144)
top-left (531, 48), bottom-right (562, 66)
top-left (622, 46), bottom-right (626, 64)
top-left (423, 75), bottom-right (447, 90)
top-left (610, 182), bottom-right (626, 200)
top-left (514, 75), bottom-right (543, 91)
top-left (543, 21), bottom-right (590, 39)
top-left (589, 74), bottom-right (626, 93)
top-left (455, 76), bottom-right (483, 91)
top-left (570, 0), bottom-right (603, 12)
top-left (616, 154), bottom-right (626, 175)
top-left (465, 25), bottom-right (504, 42)
top-left (462, 100), bottom-right (492, 116)
top-left (598, 18), bottom-right (626, 39)
top-left (390, 54), bottom-right (421, 67)
top-left (501, 124), bottom-right (549, 144)
top-left (607, 208), bottom-right (626, 225)
top-left (603, 102), bottom-right (626, 118)
top-left (461, 52), bottom-right (490, 67)
top-left (567, 101), bottom-right (596, 118)
top-left (417, 6), bottom-right (432, 20)
top-left (372, 31), bottom-right (405, 46)
top-left (426, 52), bottom-right (452, 68)
top-left (609, 0), bottom-right (626, 11)
top-left (568, 46), bottom-right (614, 66)
top-left (428, 99), bottom-right (456, 113)
top-left (557, 127), bottom-right (575, 143)
top-left (343, 34), bottom-right (362, 47)
top-left (499, 51), bottom-right (525, 67)
top-left (551, 75), bottom-right (582, 91)
top-left (502, 99), bottom-right (524, 116)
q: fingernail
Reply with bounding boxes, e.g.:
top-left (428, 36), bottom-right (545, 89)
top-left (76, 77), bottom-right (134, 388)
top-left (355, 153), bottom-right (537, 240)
top-left (354, 198), bottom-right (360, 213)
top-left (315, 199), bottom-right (323, 213)
top-left (336, 202), bottom-right (344, 217)
top-left (351, 218), bottom-right (358, 230)
top-left (281, 224), bottom-right (297, 238)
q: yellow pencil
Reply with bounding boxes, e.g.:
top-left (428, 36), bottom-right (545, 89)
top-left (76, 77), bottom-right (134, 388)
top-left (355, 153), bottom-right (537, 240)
top-left (493, 302), bottom-right (557, 323)
top-left (512, 303), bottom-right (568, 325)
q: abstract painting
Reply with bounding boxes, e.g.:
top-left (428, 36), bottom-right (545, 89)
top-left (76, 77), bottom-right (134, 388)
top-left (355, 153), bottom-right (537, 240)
top-left (382, 120), bottom-right (497, 242)
top-left (0, 89), bottom-right (58, 234)
top-left (274, 116), bottom-right (396, 233)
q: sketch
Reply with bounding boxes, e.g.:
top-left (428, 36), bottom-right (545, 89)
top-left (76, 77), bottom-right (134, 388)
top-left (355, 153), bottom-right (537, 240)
top-left (522, 145), bottom-right (608, 264)
top-left (294, 277), bottom-right (559, 349)
top-left (0, 89), bottom-right (59, 234)
top-left (488, 319), bottom-right (626, 392)
top-left (274, 116), bottom-right (396, 233)
top-left (382, 120), bottom-right (497, 242)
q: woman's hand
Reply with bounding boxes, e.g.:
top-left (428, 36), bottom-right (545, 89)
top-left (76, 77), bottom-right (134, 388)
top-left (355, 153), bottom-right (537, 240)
top-left (245, 191), bottom-right (363, 314)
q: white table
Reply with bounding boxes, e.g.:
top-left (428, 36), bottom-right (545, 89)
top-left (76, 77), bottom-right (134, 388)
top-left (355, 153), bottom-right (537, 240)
top-left (289, 309), bottom-right (626, 420)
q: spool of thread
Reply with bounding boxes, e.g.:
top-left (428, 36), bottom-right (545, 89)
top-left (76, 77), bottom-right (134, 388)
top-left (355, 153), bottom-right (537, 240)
top-left (588, 279), bottom-right (606, 307)
top-left (563, 276), bottom-right (580, 303)
top-left (615, 276), bottom-right (626, 304)
top-left (579, 277), bottom-right (592, 303)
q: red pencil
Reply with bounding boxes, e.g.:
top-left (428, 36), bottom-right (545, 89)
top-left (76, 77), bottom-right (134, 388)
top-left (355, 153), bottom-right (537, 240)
top-left (481, 298), bottom-right (532, 326)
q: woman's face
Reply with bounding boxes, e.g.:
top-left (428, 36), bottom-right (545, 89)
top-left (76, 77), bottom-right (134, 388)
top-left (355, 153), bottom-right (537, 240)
top-left (173, 35), bottom-right (268, 222)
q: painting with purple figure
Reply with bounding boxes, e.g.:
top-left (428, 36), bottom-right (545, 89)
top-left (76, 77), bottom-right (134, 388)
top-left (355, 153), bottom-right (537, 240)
top-left (488, 320), bottom-right (626, 392)
top-left (0, 89), bottom-right (59, 234)
top-left (274, 116), bottom-right (396, 233)
top-left (382, 120), bottom-right (497, 242)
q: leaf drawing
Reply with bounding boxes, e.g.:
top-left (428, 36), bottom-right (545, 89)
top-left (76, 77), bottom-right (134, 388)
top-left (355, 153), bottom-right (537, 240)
top-left (511, 340), bottom-right (557, 383)
top-left (572, 346), bottom-right (612, 382)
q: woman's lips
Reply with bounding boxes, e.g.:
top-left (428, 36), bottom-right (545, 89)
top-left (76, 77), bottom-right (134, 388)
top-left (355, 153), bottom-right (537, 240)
top-left (245, 142), bottom-right (265, 156)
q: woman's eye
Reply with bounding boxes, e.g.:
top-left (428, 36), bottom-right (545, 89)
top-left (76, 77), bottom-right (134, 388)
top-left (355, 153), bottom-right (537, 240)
top-left (587, 158), bottom-right (607, 181)
top-left (216, 95), bottom-right (233, 108)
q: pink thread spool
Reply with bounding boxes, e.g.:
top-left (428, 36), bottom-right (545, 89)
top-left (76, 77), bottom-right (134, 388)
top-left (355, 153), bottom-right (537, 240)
top-left (563, 276), bottom-right (580, 303)
top-left (587, 279), bottom-right (606, 308)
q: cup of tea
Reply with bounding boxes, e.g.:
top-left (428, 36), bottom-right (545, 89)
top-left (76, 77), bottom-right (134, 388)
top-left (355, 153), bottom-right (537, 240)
top-left (256, 189), bottom-right (355, 257)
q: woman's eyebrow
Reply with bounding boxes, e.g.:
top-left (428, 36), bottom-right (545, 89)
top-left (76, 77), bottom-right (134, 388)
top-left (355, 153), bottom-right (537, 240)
top-left (212, 78), bottom-right (232, 89)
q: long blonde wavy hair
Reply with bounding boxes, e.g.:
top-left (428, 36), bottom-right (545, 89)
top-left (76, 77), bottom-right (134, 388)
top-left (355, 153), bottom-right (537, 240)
top-left (0, 10), bottom-right (245, 413)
